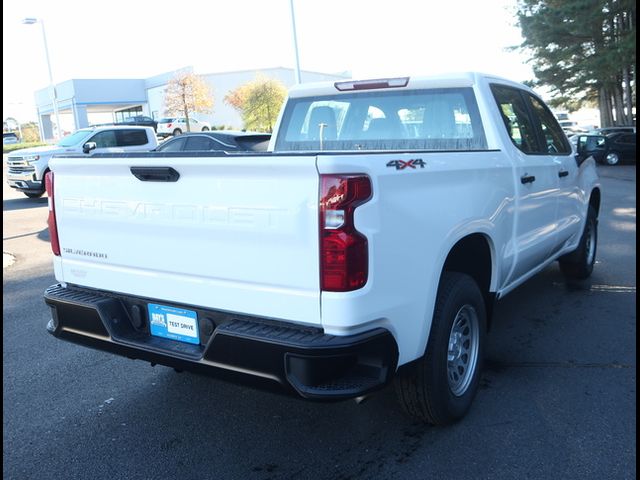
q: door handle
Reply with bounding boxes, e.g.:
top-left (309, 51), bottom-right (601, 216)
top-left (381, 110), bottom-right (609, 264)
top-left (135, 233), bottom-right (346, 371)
top-left (130, 167), bottom-right (180, 182)
top-left (558, 170), bottom-right (569, 178)
top-left (520, 174), bottom-right (536, 184)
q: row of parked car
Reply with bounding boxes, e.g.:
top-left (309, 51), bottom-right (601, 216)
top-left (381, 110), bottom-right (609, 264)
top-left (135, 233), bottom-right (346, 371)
top-left (4, 117), bottom-right (635, 199)
top-left (5, 124), bottom-right (270, 198)
top-left (110, 115), bottom-right (213, 138)
top-left (569, 126), bottom-right (636, 166)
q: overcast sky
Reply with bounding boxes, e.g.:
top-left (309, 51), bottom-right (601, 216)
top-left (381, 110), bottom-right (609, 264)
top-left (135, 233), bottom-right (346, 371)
top-left (3, 0), bottom-right (532, 123)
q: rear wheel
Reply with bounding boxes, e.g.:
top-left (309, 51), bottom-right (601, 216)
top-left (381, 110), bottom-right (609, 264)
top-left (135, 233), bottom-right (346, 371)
top-left (172, 128), bottom-right (182, 136)
top-left (202, 126), bottom-right (210, 131)
top-left (559, 205), bottom-right (598, 279)
top-left (605, 151), bottom-right (620, 165)
top-left (395, 272), bottom-right (486, 425)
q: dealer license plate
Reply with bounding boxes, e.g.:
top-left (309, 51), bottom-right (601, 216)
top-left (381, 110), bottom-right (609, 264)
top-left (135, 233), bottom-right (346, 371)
top-left (148, 303), bottom-right (200, 345)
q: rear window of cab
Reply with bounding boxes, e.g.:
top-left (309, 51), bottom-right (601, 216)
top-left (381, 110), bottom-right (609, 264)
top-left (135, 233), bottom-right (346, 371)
top-left (275, 87), bottom-right (487, 152)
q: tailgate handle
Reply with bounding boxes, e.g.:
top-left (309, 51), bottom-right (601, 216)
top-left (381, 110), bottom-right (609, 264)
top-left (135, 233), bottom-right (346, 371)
top-left (130, 167), bottom-right (180, 182)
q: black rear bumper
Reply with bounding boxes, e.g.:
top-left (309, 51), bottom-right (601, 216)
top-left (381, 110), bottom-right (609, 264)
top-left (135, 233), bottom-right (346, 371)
top-left (44, 284), bottom-right (398, 400)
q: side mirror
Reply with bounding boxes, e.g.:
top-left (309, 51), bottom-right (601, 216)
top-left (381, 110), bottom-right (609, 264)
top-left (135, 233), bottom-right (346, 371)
top-left (82, 142), bottom-right (97, 154)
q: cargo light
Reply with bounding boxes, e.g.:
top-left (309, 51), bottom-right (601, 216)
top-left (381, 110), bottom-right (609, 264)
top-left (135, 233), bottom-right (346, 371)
top-left (44, 171), bottom-right (60, 256)
top-left (334, 77), bottom-right (409, 91)
top-left (319, 175), bottom-right (372, 291)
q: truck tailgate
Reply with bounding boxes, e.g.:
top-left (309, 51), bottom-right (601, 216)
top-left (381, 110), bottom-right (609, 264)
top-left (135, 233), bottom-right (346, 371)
top-left (51, 154), bottom-right (321, 325)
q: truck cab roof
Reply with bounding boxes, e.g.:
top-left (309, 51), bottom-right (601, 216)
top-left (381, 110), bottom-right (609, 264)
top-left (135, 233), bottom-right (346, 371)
top-left (287, 72), bottom-right (534, 98)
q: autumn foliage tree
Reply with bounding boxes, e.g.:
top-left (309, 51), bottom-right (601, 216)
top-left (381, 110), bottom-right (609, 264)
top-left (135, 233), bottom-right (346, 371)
top-left (19, 122), bottom-right (41, 142)
top-left (164, 72), bottom-right (214, 132)
top-left (224, 76), bottom-right (286, 132)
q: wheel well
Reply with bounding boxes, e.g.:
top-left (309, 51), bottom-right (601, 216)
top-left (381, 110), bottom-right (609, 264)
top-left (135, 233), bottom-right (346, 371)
top-left (589, 188), bottom-right (601, 216)
top-left (41, 167), bottom-right (51, 185)
top-left (442, 234), bottom-right (495, 328)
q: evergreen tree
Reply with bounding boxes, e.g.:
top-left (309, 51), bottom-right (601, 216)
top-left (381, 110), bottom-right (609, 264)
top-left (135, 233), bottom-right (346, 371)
top-left (516, 0), bottom-right (635, 126)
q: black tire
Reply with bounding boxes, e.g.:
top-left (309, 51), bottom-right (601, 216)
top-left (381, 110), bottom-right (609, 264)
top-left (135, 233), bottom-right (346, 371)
top-left (24, 190), bottom-right (44, 198)
top-left (559, 205), bottom-right (598, 279)
top-left (395, 272), bottom-right (486, 425)
top-left (202, 127), bottom-right (210, 131)
top-left (172, 128), bottom-right (182, 136)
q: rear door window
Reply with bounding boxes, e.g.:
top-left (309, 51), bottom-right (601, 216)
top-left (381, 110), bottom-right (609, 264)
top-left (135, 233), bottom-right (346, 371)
top-left (117, 129), bottom-right (149, 147)
top-left (617, 134), bottom-right (636, 145)
top-left (184, 136), bottom-right (217, 151)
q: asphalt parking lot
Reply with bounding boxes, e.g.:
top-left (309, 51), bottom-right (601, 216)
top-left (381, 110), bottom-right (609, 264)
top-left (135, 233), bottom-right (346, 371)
top-left (3, 160), bottom-right (636, 480)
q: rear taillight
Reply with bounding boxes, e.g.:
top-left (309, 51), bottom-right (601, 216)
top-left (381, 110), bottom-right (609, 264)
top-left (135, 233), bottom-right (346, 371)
top-left (166, 123), bottom-right (172, 128)
top-left (45, 171), bottom-right (60, 256)
top-left (320, 175), bottom-right (372, 291)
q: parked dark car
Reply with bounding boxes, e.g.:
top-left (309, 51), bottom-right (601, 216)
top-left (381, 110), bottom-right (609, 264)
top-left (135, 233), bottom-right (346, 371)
top-left (154, 131), bottom-right (271, 153)
top-left (603, 132), bottom-right (636, 165)
top-left (117, 115), bottom-right (158, 132)
top-left (588, 126), bottom-right (636, 136)
top-left (575, 132), bottom-right (636, 166)
top-left (3, 132), bottom-right (19, 145)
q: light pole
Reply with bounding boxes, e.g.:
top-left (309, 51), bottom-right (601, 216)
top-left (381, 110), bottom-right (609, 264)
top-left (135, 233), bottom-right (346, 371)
top-left (289, 0), bottom-right (302, 84)
top-left (22, 17), bottom-right (61, 140)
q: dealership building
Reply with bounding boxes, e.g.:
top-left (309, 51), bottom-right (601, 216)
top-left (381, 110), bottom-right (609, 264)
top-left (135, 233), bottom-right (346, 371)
top-left (34, 67), bottom-right (350, 140)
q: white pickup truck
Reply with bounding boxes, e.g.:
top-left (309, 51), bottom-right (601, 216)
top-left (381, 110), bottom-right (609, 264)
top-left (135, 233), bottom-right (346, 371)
top-left (6, 125), bottom-right (157, 198)
top-left (44, 73), bottom-right (600, 425)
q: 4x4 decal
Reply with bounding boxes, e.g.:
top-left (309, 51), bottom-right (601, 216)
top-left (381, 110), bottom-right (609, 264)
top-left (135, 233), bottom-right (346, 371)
top-left (386, 159), bottom-right (426, 170)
